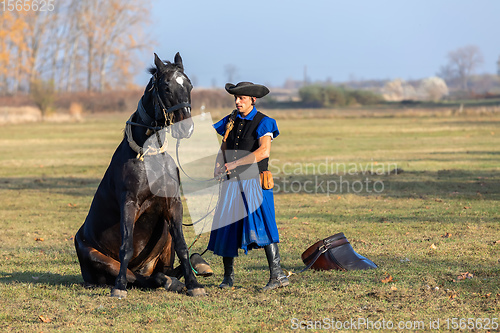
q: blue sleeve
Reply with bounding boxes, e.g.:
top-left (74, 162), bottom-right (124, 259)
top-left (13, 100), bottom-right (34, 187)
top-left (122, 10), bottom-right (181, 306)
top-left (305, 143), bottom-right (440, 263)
top-left (256, 117), bottom-right (279, 139)
top-left (213, 115), bottom-right (230, 136)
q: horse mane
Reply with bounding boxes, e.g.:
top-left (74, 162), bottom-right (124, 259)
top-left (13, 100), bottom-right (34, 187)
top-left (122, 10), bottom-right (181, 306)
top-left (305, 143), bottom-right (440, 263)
top-left (148, 61), bottom-right (179, 75)
top-left (147, 66), bottom-right (158, 75)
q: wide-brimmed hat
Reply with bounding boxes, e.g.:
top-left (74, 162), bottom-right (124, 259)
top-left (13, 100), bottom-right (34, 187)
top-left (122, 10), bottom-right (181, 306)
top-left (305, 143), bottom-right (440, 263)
top-left (225, 82), bottom-right (270, 98)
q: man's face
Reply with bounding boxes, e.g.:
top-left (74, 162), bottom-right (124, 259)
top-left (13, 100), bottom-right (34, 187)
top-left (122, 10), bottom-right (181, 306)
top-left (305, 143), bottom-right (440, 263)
top-left (234, 95), bottom-right (255, 115)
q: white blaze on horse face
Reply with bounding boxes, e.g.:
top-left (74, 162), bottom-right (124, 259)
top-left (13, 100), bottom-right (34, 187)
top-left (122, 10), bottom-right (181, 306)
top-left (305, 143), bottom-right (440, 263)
top-left (178, 74), bottom-right (192, 117)
top-left (175, 76), bottom-right (184, 86)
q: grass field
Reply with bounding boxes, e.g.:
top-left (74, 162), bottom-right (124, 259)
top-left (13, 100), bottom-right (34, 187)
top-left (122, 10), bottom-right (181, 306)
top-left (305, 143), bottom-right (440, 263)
top-left (0, 110), bottom-right (499, 332)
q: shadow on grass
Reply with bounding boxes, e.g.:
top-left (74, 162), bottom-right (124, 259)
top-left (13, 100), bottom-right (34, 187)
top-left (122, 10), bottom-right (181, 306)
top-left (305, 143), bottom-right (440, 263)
top-left (273, 169), bottom-right (500, 200)
top-left (3, 170), bottom-right (498, 200)
top-left (0, 177), bottom-right (100, 197)
top-left (0, 269), bottom-right (220, 290)
top-left (0, 270), bottom-right (82, 286)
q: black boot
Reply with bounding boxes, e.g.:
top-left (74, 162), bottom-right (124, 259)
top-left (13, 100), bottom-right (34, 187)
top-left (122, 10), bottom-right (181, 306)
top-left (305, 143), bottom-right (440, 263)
top-left (263, 243), bottom-right (289, 291)
top-left (219, 257), bottom-right (234, 288)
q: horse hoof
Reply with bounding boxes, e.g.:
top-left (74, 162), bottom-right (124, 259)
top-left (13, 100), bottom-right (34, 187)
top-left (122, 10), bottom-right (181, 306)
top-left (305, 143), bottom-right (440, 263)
top-left (165, 277), bottom-right (185, 293)
top-left (110, 288), bottom-right (127, 299)
top-left (187, 288), bottom-right (207, 297)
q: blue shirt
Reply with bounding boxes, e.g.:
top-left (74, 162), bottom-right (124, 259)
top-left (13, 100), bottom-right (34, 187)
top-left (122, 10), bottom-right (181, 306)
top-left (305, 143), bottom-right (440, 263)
top-left (213, 107), bottom-right (280, 139)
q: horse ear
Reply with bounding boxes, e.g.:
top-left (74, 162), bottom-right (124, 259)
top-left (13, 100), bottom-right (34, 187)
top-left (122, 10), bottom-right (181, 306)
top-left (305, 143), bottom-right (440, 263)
top-left (154, 53), bottom-right (167, 72)
top-left (174, 52), bottom-right (184, 71)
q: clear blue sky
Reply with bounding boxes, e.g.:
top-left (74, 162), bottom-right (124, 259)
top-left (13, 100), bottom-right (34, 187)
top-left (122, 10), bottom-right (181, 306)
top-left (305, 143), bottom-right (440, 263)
top-left (138, 0), bottom-right (500, 88)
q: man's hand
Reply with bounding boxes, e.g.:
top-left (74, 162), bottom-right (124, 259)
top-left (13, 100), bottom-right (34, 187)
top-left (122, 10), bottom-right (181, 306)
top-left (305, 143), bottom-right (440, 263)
top-left (214, 162), bottom-right (227, 177)
top-left (225, 161), bottom-right (237, 172)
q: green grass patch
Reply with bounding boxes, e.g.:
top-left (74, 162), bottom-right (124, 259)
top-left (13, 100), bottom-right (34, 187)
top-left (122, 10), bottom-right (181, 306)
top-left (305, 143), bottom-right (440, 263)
top-left (0, 112), bottom-right (499, 332)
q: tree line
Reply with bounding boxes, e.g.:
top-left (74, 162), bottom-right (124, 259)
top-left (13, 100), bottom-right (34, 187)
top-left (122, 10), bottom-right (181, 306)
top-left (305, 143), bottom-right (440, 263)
top-left (298, 85), bottom-right (383, 107)
top-left (293, 45), bottom-right (499, 106)
top-left (0, 0), bottom-right (151, 95)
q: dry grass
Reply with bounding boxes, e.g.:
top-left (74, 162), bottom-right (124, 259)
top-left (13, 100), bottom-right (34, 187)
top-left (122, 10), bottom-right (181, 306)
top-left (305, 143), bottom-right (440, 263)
top-left (0, 111), bottom-right (499, 332)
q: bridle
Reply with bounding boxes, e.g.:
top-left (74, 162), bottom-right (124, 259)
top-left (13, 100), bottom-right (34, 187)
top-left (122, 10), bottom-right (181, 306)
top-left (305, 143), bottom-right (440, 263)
top-left (150, 72), bottom-right (191, 129)
top-left (127, 71), bottom-right (191, 132)
top-left (125, 70), bottom-right (191, 165)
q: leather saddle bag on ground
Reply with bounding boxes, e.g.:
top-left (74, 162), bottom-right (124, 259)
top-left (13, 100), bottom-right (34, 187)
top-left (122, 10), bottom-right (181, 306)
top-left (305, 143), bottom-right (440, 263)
top-left (301, 232), bottom-right (377, 271)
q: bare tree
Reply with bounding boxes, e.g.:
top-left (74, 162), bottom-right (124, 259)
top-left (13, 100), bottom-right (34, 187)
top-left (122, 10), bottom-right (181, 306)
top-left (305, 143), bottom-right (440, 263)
top-left (0, 6), bottom-right (62, 93)
top-left (417, 77), bottom-right (449, 101)
top-left (77, 0), bottom-right (152, 92)
top-left (439, 45), bottom-right (483, 91)
top-left (0, 0), bottom-right (152, 94)
top-left (382, 79), bottom-right (416, 101)
top-left (24, 10), bottom-right (53, 89)
top-left (97, 0), bottom-right (151, 92)
top-left (0, 11), bottom-right (31, 94)
top-left (60, 1), bottom-right (84, 92)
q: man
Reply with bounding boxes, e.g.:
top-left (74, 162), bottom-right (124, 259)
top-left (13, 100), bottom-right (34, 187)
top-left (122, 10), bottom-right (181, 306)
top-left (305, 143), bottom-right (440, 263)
top-left (207, 82), bottom-right (289, 291)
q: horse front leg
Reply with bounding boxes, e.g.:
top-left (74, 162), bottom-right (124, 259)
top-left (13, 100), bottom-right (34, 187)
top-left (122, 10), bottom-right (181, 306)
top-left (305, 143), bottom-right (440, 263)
top-left (169, 199), bottom-right (206, 297)
top-left (111, 199), bottom-right (138, 298)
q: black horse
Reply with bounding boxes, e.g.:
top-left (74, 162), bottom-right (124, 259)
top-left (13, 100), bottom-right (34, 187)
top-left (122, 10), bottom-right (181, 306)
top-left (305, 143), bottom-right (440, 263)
top-left (75, 53), bottom-right (206, 298)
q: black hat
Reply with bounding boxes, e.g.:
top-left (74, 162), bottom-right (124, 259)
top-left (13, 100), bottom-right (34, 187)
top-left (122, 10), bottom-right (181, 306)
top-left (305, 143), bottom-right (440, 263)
top-left (225, 82), bottom-right (270, 98)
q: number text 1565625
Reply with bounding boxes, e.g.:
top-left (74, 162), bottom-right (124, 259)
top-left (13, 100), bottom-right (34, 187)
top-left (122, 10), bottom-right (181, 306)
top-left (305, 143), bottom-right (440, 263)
top-left (1, 0), bottom-right (55, 12)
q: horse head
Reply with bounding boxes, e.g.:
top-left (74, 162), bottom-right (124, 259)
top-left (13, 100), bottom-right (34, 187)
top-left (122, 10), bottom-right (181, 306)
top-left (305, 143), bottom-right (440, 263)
top-left (147, 53), bottom-right (194, 139)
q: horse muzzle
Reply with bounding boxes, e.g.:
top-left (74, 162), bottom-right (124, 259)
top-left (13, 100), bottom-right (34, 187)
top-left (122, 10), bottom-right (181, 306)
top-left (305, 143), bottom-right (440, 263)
top-left (171, 115), bottom-right (194, 139)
